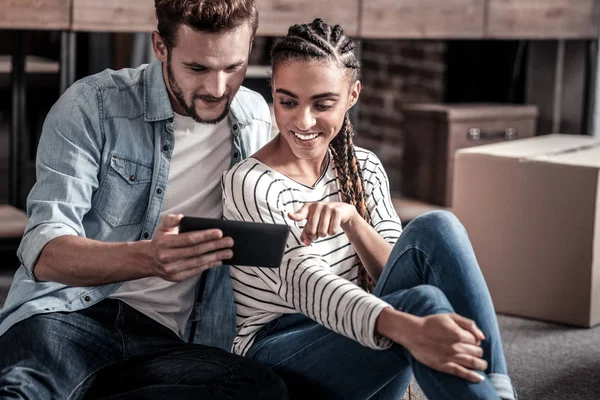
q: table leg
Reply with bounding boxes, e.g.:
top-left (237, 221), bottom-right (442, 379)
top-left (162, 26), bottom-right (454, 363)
top-left (9, 31), bottom-right (26, 210)
top-left (593, 28), bottom-right (600, 137)
top-left (60, 31), bottom-right (77, 94)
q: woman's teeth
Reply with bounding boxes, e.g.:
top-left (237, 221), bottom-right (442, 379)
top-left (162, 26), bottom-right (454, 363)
top-left (294, 132), bottom-right (319, 141)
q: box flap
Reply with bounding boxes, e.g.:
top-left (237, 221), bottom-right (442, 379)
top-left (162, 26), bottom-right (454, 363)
top-left (533, 144), bottom-right (600, 167)
top-left (457, 134), bottom-right (600, 167)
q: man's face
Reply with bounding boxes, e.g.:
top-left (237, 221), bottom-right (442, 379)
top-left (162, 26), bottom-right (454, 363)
top-left (154, 23), bottom-right (252, 124)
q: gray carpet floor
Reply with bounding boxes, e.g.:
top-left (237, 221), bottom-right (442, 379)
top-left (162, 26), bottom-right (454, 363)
top-left (0, 271), bottom-right (598, 399)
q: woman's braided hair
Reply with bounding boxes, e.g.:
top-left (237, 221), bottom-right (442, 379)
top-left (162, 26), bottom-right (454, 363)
top-left (271, 18), bottom-right (375, 292)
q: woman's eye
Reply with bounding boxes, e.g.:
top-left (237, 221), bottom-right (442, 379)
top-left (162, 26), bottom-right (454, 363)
top-left (315, 104), bottom-right (333, 111)
top-left (279, 101), bottom-right (296, 108)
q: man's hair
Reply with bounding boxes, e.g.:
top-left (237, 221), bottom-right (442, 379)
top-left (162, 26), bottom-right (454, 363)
top-left (271, 19), bottom-right (374, 292)
top-left (155, 0), bottom-right (259, 49)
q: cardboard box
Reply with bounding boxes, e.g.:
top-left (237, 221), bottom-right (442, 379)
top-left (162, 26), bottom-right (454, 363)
top-left (452, 134), bottom-right (600, 327)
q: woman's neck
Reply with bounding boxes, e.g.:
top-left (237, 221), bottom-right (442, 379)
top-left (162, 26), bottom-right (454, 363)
top-left (253, 135), bottom-right (329, 188)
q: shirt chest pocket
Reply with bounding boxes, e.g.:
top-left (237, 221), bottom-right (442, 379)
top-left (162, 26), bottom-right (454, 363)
top-left (95, 154), bottom-right (153, 227)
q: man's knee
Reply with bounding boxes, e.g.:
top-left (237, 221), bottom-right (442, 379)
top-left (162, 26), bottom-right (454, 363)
top-left (1, 314), bottom-right (84, 360)
top-left (219, 350), bottom-right (288, 399)
top-left (0, 362), bottom-right (56, 398)
top-left (251, 364), bottom-right (288, 399)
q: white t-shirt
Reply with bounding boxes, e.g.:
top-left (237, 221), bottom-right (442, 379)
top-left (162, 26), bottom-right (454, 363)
top-left (222, 147), bottom-right (403, 356)
top-left (109, 113), bottom-right (232, 338)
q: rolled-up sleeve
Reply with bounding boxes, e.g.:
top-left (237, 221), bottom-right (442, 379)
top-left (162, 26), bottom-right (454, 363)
top-left (17, 82), bottom-right (104, 279)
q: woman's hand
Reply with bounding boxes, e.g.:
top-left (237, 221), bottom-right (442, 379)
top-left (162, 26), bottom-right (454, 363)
top-left (377, 308), bottom-right (488, 383)
top-left (288, 202), bottom-right (359, 246)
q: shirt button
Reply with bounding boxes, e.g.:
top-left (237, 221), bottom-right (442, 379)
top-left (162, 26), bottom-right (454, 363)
top-left (143, 232), bottom-right (149, 239)
top-left (168, 117), bottom-right (174, 123)
top-left (233, 152), bottom-right (239, 158)
top-left (156, 188), bottom-right (163, 195)
top-left (163, 145), bottom-right (169, 152)
top-left (232, 124), bottom-right (239, 132)
top-left (84, 296), bottom-right (91, 302)
top-left (129, 175), bottom-right (136, 182)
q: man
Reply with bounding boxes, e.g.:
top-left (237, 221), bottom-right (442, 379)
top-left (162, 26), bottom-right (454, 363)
top-left (0, 1), bottom-right (287, 398)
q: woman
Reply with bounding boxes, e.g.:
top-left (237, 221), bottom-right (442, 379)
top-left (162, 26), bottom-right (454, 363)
top-left (222, 18), bottom-right (516, 400)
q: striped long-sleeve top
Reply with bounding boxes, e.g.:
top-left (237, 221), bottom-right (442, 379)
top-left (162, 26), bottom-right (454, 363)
top-left (222, 147), bottom-right (403, 356)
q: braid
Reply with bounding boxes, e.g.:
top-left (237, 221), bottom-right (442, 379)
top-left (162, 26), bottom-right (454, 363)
top-left (271, 18), bottom-right (360, 82)
top-left (272, 18), bottom-right (372, 291)
top-left (330, 115), bottom-right (374, 292)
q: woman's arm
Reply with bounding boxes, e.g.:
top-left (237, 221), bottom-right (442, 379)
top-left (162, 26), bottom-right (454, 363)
top-left (289, 202), bottom-right (392, 281)
top-left (288, 151), bottom-right (402, 282)
top-left (376, 308), bottom-right (488, 383)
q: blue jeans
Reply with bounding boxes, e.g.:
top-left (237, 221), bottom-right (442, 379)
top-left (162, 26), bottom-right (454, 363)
top-left (0, 299), bottom-right (287, 399)
top-left (246, 211), bottom-right (515, 400)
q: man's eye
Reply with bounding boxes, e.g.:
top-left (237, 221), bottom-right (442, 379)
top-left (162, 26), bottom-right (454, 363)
top-left (279, 101), bottom-right (296, 108)
top-left (315, 104), bottom-right (333, 111)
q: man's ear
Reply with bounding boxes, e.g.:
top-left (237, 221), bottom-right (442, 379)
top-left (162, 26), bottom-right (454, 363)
top-left (348, 80), bottom-right (361, 110)
top-left (152, 31), bottom-right (168, 63)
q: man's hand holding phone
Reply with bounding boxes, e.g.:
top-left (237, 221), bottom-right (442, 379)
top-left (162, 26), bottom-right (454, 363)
top-left (147, 214), bottom-right (235, 282)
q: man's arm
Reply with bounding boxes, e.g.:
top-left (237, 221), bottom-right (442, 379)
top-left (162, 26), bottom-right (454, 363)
top-left (22, 83), bottom-right (233, 286)
top-left (35, 216), bottom-right (234, 286)
top-left (35, 236), bottom-right (152, 285)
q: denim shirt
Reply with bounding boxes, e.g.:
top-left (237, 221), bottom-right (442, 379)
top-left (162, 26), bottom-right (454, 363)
top-left (0, 60), bottom-right (272, 350)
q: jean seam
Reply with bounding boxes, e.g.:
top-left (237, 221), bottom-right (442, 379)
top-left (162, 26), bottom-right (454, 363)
top-left (99, 384), bottom-right (212, 400)
top-left (114, 301), bottom-right (126, 358)
top-left (424, 368), bottom-right (474, 400)
top-left (418, 359), bottom-right (490, 400)
top-left (155, 355), bottom-right (235, 377)
top-left (270, 330), bottom-right (338, 369)
top-left (66, 361), bottom-right (122, 400)
top-left (254, 318), bottom-right (281, 343)
top-left (417, 245), bottom-right (443, 289)
top-left (375, 243), bottom-right (414, 295)
top-left (378, 243), bottom-right (440, 295)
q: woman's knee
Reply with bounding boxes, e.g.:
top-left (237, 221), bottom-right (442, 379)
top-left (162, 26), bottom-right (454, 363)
top-left (388, 285), bottom-right (454, 317)
top-left (404, 211), bottom-right (467, 242)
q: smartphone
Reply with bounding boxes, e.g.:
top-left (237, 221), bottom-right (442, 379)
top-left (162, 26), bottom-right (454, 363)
top-left (179, 217), bottom-right (290, 268)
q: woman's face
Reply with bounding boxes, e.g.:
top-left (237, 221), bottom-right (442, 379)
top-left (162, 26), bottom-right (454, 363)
top-left (271, 60), bottom-right (360, 162)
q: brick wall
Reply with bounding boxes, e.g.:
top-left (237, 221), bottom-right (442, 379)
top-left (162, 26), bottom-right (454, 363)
top-left (356, 40), bottom-right (446, 195)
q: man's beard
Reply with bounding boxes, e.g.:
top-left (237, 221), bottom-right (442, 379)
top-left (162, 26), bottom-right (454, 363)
top-left (166, 58), bottom-right (231, 124)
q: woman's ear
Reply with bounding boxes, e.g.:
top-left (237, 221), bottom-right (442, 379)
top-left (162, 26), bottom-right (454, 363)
top-left (348, 80), bottom-right (361, 110)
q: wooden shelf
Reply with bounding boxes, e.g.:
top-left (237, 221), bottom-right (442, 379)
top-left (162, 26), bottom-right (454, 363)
top-left (486, 0), bottom-right (600, 39)
top-left (360, 0), bottom-right (486, 39)
top-left (256, 0), bottom-right (360, 37)
top-left (71, 0), bottom-right (157, 32)
top-left (2, 0), bottom-right (599, 38)
top-left (0, 0), bottom-right (70, 30)
top-left (0, 55), bottom-right (60, 75)
top-left (0, 205), bottom-right (28, 239)
top-left (245, 65), bottom-right (270, 79)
